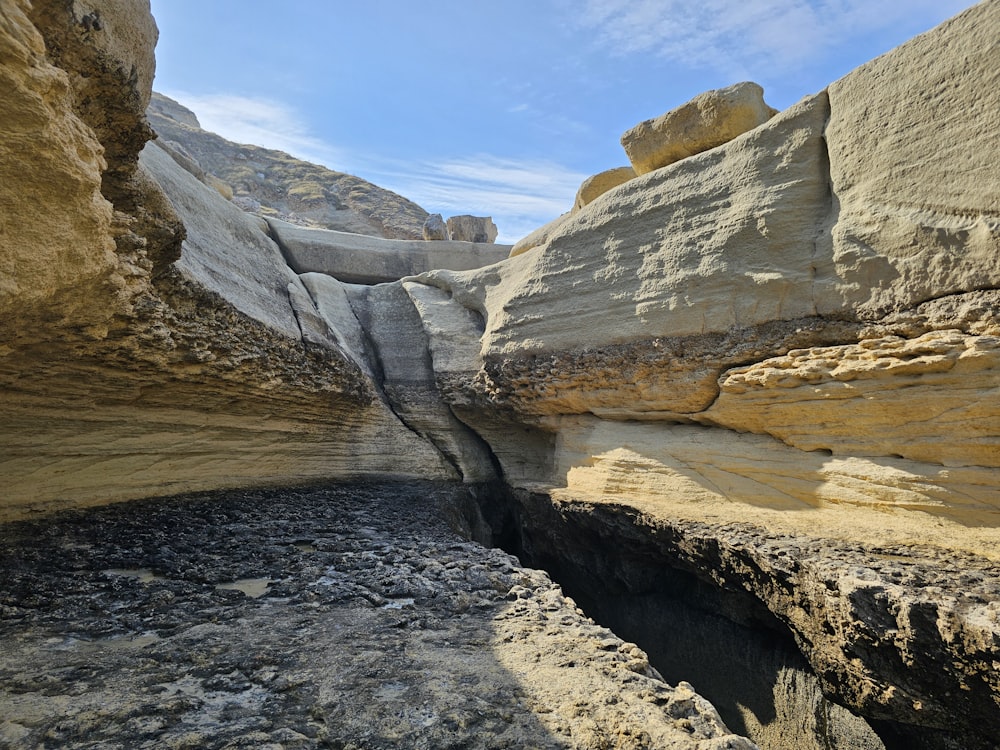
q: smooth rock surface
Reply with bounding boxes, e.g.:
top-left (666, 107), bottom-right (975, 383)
top-left (621, 82), bottom-right (777, 175)
top-left (573, 165), bottom-right (636, 210)
top-left (270, 218), bottom-right (512, 284)
top-left (819, 1), bottom-right (1000, 318)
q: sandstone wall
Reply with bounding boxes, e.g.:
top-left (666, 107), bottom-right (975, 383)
top-left (0, 0), bottom-right (459, 519)
top-left (407, 1), bottom-right (1000, 550)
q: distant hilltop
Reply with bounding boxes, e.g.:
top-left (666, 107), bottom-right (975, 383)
top-left (147, 92), bottom-right (430, 239)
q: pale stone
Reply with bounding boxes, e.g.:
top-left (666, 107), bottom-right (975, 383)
top-left (140, 141), bottom-right (303, 339)
top-left (509, 211), bottom-right (571, 257)
top-left (422, 212), bottom-right (450, 240)
top-left (817, 1), bottom-right (1000, 318)
top-left (573, 166), bottom-right (635, 210)
top-left (419, 92), bottom-right (833, 416)
top-left (270, 218), bottom-right (511, 284)
top-left (621, 81), bottom-right (778, 175)
top-left (703, 330), bottom-right (1000, 468)
top-left (447, 214), bottom-right (499, 243)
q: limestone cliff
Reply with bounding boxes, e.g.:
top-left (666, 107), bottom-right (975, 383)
top-left (147, 92), bottom-right (430, 239)
top-left (1, 2), bottom-right (998, 749)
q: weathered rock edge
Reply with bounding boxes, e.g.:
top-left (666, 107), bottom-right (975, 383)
top-left (506, 490), bottom-right (1000, 750)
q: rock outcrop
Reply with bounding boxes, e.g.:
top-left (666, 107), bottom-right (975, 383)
top-left (446, 214), bottom-right (499, 243)
top-left (2, 2), bottom-right (998, 749)
top-left (573, 165), bottom-right (636, 210)
top-left (422, 212), bottom-right (450, 240)
top-left (147, 92), bottom-right (430, 239)
top-left (269, 218), bottom-right (512, 284)
top-left (621, 81), bottom-right (778, 175)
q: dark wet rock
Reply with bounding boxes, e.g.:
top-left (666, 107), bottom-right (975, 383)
top-left (0, 482), bottom-right (754, 750)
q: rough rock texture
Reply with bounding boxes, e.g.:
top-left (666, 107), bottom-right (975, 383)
top-left (0, 1), bottom-right (455, 518)
top-left (270, 217), bottom-right (512, 284)
top-left (621, 82), bottom-right (778, 175)
top-left (0, 483), bottom-right (756, 750)
top-left (574, 165), bottom-right (636, 210)
top-left (3, 4), bottom-right (999, 750)
top-left (396, 7), bottom-right (1000, 746)
top-left (447, 214), bottom-right (499, 243)
top-left (147, 92), bottom-right (430, 239)
top-left (422, 211), bottom-right (450, 240)
top-left (510, 491), bottom-right (1000, 750)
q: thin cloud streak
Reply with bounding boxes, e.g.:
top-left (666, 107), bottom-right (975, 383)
top-left (577, 0), bottom-right (973, 74)
top-left (367, 155), bottom-right (587, 244)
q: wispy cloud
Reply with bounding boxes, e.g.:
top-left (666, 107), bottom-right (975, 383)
top-left (159, 90), bottom-right (348, 168)
top-left (577, 0), bottom-right (973, 75)
top-left (366, 155), bottom-right (588, 244)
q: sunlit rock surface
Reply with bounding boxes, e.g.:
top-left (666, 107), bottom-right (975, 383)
top-left (2, 2), bottom-right (998, 748)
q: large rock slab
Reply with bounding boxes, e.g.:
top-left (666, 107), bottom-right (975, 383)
top-left (419, 91), bottom-right (835, 416)
top-left (703, 330), bottom-right (1000, 468)
top-left (446, 214), bottom-right (499, 243)
top-left (621, 82), bottom-right (777, 175)
top-left (270, 218), bottom-right (511, 284)
top-left (818, 1), bottom-right (1000, 318)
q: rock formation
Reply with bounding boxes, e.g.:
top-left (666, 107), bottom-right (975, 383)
top-left (271, 217), bottom-right (511, 284)
top-left (447, 214), bottom-right (500, 243)
top-left (621, 81), bottom-right (778, 175)
top-left (147, 91), bottom-right (429, 239)
top-left (573, 165), bottom-right (636, 210)
top-left (1, 1), bottom-right (998, 749)
top-left (422, 211), bottom-right (450, 240)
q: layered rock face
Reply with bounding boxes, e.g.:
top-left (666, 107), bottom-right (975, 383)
top-left (2, 2), bottom-right (999, 749)
top-left (0, 0), bottom-right (457, 518)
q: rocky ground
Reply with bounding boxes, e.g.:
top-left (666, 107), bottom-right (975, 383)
top-left (0, 483), bottom-right (754, 750)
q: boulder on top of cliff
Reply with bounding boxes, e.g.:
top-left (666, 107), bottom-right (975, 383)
top-left (621, 81), bottom-right (778, 175)
top-left (573, 166), bottom-right (636, 211)
top-left (423, 213), bottom-right (450, 240)
top-left (447, 215), bottom-right (499, 244)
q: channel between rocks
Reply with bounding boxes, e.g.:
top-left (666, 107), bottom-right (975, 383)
top-left (457, 484), bottom-right (992, 750)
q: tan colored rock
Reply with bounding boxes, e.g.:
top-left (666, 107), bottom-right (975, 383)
top-left (447, 214), bottom-right (498, 243)
top-left (703, 330), bottom-right (1000, 468)
top-left (573, 166), bottom-right (635, 210)
top-left (818, 1), bottom-right (1000, 318)
top-left (0, 0), bottom-right (117, 329)
top-left (543, 418), bottom-right (1000, 548)
top-left (419, 91), bottom-right (834, 417)
top-left (621, 82), bottom-right (777, 175)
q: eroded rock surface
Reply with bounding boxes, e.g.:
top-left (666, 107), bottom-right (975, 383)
top-left (0, 483), bottom-right (756, 750)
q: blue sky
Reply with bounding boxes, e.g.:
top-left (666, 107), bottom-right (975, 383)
top-left (149, 0), bottom-right (976, 243)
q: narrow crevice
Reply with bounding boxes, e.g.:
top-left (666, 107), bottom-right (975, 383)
top-left (477, 488), bottom-right (981, 750)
